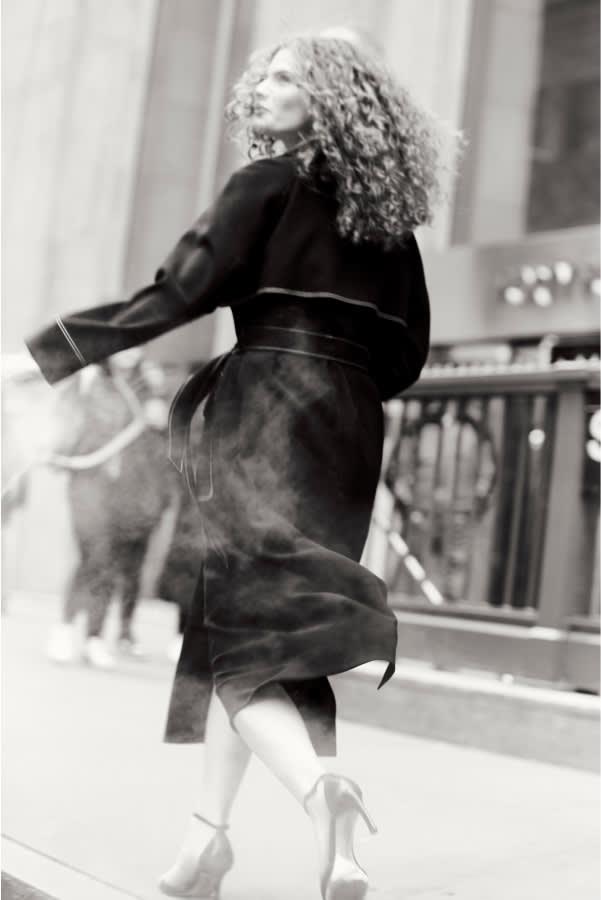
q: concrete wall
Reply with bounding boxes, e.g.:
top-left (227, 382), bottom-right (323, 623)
top-left (2, 0), bottom-right (160, 351)
top-left (425, 225), bottom-right (600, 346)
top-left (2, 0), bottom-right (160, 597)
top-left (122, 0), bottom-right (230, 366)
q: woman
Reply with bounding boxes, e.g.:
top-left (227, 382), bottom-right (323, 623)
top-left (27, 32), bottom-right (453, 900)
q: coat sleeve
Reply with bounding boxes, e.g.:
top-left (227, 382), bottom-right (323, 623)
top-left (26, 158), bottom-right (293, 385)
top-left (371, 235), bottom-right (431, 401)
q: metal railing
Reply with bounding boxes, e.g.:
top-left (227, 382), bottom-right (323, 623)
top-left (371, 358), bottom-right (600, 690)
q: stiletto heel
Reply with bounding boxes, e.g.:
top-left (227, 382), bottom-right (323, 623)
top-left (158, 813), bottom-right (234, 899)
top-left (356, 801), bottom-right (378, 836)
top-left (304, 773), bottom-right (378, 900)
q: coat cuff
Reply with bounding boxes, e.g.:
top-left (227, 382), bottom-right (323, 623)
top-left (25, 316), bottom-right (87, 385)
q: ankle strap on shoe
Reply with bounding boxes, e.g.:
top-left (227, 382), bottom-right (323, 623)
top-left (193, 812), bottom-right (230, 830)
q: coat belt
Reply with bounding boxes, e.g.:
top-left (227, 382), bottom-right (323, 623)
top-left (167, 326), bottom-right (371, 490)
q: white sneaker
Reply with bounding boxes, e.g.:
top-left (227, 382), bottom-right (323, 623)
top-left (118, 637), bottom-right (145, 659)
top-left (83, 637), bottom-right (115, 669)
top-left (47, 623), bottom-right (78, 664)
top-left (166, 634), bottom-right (184, 663)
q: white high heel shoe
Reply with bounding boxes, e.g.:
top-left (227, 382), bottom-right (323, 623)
top-left (158, 814), bottom-right (234, 899)
top-left (304, 773), bottom-right (377, 900)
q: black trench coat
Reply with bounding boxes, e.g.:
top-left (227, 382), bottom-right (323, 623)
top-left (27, 152), bottom-right (430, 755)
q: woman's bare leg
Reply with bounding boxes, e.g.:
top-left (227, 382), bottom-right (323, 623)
top-left (201, 689), bottom-right (252, 822)
top-left (233, 683), bottom-right (325, 804)
top-left (234, 685), bottom-right (378, 896)
top-left (162, 682), bottom-right (362, 894)
top-left (233, 684), bottom-right (337, 887)
top-left (160, 690), bottom-right (251, 884)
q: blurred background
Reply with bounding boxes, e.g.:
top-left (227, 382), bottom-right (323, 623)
top-left (3, 0), bottom-right (599, 677)
top-left (1, 2), bottom-right (600, 898)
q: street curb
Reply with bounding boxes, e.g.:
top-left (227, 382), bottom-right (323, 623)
top-left (333, 662), bottom-right (601, 772)
top-left (1, 873), bottom-right (57, 900)
top-left (1, 838), bottom-right (143, 900)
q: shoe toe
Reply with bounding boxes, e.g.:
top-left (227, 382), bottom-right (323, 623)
top-left (84, 638), bottom-right (115, 668)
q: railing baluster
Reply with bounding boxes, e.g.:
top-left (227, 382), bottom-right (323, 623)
top-left (578, 392), bottom-right (601, 619)
top-left (589, 514), bottom-right (600, 618)
top-left (462, 396), bottom-right (495, 606)
top-left (444, 398), bottom-right (468, 603)
top-left (521, 394), bottom-right (553, 611)
top-left (537, 384), bottom-right (586, 629)
top-left (512, 394), bottom-right (539, 610)
top-left (382, 398), bottom-right (408, 591)
top-left (431, 398), bottom-right (453, 599)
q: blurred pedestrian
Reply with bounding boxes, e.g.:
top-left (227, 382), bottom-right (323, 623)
top-left (26, 31), bottom-right (456, 900)
top-left (46, 350), bottom-right (177, 667)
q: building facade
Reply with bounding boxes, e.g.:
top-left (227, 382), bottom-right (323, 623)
top-left (3, 0), bottom-right (599, 639)
top-left (3, 0), bottom-right (598, 358)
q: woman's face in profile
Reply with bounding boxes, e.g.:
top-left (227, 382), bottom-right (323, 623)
top-left (252, 47), bottom-right (312, 147)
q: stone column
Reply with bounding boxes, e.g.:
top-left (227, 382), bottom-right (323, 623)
top-left (226, 0), bottom-right (473, 256)
top-left (380, 0), bottom-right (474, 251)
top-left (122, 0), bottom-right (228, 365)
top-left (2, 0), bottom-right (160, 351)
top-left (2, 1), bottom-right (160, 599)
top-left (248, 0), bottom-right (381, 47)
top-left (455, 0), bottom-right (545, 245)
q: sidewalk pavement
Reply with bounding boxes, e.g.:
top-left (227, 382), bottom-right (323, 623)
top-left (2, 592), bottom-right (600, 900)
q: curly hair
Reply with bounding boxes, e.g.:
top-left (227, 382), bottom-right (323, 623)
top-left (226, 34), bottom-right (462, 249)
